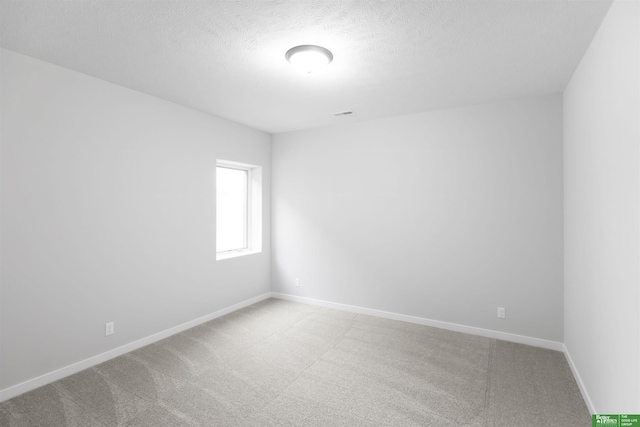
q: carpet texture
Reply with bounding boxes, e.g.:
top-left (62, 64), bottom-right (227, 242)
top-left (0, 298), bottom-right (590, 426)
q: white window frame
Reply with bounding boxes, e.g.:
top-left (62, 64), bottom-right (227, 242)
top-left (216, 159), bottom-right (262, 260)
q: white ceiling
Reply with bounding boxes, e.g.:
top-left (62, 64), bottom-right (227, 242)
top-left (1, 0), bottom-right (612, 134)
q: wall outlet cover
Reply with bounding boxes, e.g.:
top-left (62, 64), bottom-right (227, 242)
top-left (105, 322), bottom-right (115, 336)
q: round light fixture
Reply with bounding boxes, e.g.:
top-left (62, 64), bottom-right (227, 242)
top-left (285, 45), bottom-right (333, 73)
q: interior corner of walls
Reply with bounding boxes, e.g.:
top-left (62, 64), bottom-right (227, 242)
top-left (563, 344), bottom-right (597, 415)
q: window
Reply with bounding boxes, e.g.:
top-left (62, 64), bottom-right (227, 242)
top-left (216, 166), bottom-right (248, 252)
top-left (216, 160), bottom-right (262, 260)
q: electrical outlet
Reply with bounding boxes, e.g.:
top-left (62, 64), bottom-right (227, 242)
top-left (295, 278), bottom-right (300, 287)
top-left (105, 322), bottom-right (115, 336)
top-left (497, 307), bottom-right (506, 319)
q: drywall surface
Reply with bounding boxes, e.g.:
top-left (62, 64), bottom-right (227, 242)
top-left (272, 94), bottom-right (564, 342)
top-left (564, 0), bottom-right (639, 413)
top-left (0, 49), bottom-right (271, 389)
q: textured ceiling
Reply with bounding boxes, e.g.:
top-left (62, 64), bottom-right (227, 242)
top-left (1, 0), bottom-right (612, 134)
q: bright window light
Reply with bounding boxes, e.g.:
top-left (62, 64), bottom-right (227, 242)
top-left (216, 166), bottom-right (248, 253)
top-left (216, 160), bottom-right (262, 260)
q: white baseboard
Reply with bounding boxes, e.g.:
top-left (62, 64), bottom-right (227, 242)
top-left (274, 293), bottom-right (601, 414)
top-left (0, 292), bottom-right (272, 403)
top-left (563, 345), bottom-right (596, 414)
top-left (3, 291), bottom-right (592, 414)
top-left (271, 292), bottom-right (565, 352)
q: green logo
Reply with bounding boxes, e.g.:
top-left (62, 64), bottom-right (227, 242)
top-left (593, 415), bottom-right (640, 427)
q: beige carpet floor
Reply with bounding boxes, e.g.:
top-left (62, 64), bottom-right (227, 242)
top-left (0, 298), bottom-right (590, 426)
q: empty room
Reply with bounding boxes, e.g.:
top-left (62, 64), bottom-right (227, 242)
top-left (0, 0), bottom-right (638, 426)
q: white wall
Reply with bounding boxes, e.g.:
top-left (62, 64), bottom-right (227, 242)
top-left (272, 95), bottom-right (564, 342)
top-left (0, 49), bottom-right (271, 390)
top-left (564, 0), bottom-right (639, 413)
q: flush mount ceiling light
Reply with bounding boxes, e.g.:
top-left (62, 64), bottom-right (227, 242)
top-left (285, 45), bottom-right (333, 73)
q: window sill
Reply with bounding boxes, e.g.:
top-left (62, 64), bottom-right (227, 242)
top-left (216, 249), bottom-right (261, 261)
